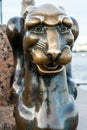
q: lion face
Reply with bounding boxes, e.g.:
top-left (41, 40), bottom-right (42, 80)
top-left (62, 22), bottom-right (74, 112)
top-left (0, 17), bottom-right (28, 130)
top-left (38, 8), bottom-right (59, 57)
top-left (23, 4), bottom-right (79, 74)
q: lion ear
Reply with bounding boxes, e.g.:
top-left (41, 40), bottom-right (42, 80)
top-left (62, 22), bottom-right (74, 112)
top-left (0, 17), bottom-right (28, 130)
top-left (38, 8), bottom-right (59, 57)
top-left (71, 17), bottom-right (79, 41)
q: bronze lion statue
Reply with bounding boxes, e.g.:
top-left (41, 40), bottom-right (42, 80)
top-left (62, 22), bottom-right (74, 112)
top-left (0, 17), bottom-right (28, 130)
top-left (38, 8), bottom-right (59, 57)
top-left (6, 4), bottom-right (79, 130)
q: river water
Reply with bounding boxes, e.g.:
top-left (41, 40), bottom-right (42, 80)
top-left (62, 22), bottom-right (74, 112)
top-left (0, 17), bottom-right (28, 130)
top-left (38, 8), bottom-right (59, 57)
top-left (72, 52), bottom-right (87, 90)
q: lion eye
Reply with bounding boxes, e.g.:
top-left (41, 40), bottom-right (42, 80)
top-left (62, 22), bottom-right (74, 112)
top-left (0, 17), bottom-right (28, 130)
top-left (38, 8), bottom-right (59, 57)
top-left (32, 25), bottom-right (44, 34)
top-left (59, 25), bottom-right (70, 34)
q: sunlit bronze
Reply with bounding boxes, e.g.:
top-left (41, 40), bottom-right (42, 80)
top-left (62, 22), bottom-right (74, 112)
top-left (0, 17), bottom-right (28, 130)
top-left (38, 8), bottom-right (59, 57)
top-left (6, 4), bottom-right (79, 130)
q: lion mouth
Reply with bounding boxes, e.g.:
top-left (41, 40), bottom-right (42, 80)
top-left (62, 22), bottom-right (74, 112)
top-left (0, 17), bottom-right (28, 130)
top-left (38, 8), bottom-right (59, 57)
top-left (44, 63), bottom-right (59, 70)
top-left (36, 63), bottom-right (63, 74)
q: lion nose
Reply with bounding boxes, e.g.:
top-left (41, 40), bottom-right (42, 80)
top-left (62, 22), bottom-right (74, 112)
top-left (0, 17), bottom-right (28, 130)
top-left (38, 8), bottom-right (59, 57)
top-left (46, 28), bottom-right (61, 62)
top-left (47, 49), bottom-right (61, 62)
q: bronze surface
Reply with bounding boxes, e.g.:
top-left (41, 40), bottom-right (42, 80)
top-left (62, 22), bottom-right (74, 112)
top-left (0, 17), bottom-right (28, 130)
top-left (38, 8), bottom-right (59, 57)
top-left (6, 4), bottom-right (79, 130)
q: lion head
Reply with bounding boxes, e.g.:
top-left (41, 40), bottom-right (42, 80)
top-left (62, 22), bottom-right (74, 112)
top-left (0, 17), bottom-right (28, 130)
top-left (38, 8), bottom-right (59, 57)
top-left (23, 4), bottom-right (79, 74)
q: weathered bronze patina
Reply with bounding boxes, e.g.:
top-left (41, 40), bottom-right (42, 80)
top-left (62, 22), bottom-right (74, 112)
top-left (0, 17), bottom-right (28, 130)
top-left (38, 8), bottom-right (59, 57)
top-left (6, 4), bottom-right (79, 130)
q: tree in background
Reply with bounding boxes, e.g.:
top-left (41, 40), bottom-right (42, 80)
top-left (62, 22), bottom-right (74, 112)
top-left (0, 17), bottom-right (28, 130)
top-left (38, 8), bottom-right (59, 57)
top-left (21, 0), bottom-right (35, 16)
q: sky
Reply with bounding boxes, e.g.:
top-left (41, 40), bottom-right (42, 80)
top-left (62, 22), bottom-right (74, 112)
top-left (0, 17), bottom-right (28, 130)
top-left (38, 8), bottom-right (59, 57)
top-left (1, 0), bottom-right (87, 44)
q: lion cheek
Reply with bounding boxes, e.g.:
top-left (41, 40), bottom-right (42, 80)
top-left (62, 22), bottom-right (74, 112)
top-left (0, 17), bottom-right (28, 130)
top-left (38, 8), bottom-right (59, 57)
top-left (64, 33), bottom-right (74, 47)
top-left (23, 35), bottom-right (39, 51)
top-left (58, 46), bottom-right (72, 65)
top-left (31, 48), bottom-right (50, 65)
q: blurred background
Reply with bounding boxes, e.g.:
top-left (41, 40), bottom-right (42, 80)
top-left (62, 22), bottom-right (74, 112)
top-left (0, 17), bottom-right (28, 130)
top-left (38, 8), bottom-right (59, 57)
top-left (0, 0), bottom-right (87, 89)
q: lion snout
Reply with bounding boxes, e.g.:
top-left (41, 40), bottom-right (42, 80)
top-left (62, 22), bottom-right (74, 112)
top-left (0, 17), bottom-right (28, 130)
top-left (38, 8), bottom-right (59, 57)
top-left (31, 45), bottom-right (72, 67)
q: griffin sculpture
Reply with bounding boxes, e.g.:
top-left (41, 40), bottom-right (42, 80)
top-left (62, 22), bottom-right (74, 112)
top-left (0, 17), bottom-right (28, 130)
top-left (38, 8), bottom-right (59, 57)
top-left (6, 4), bottom-right (79, 130)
